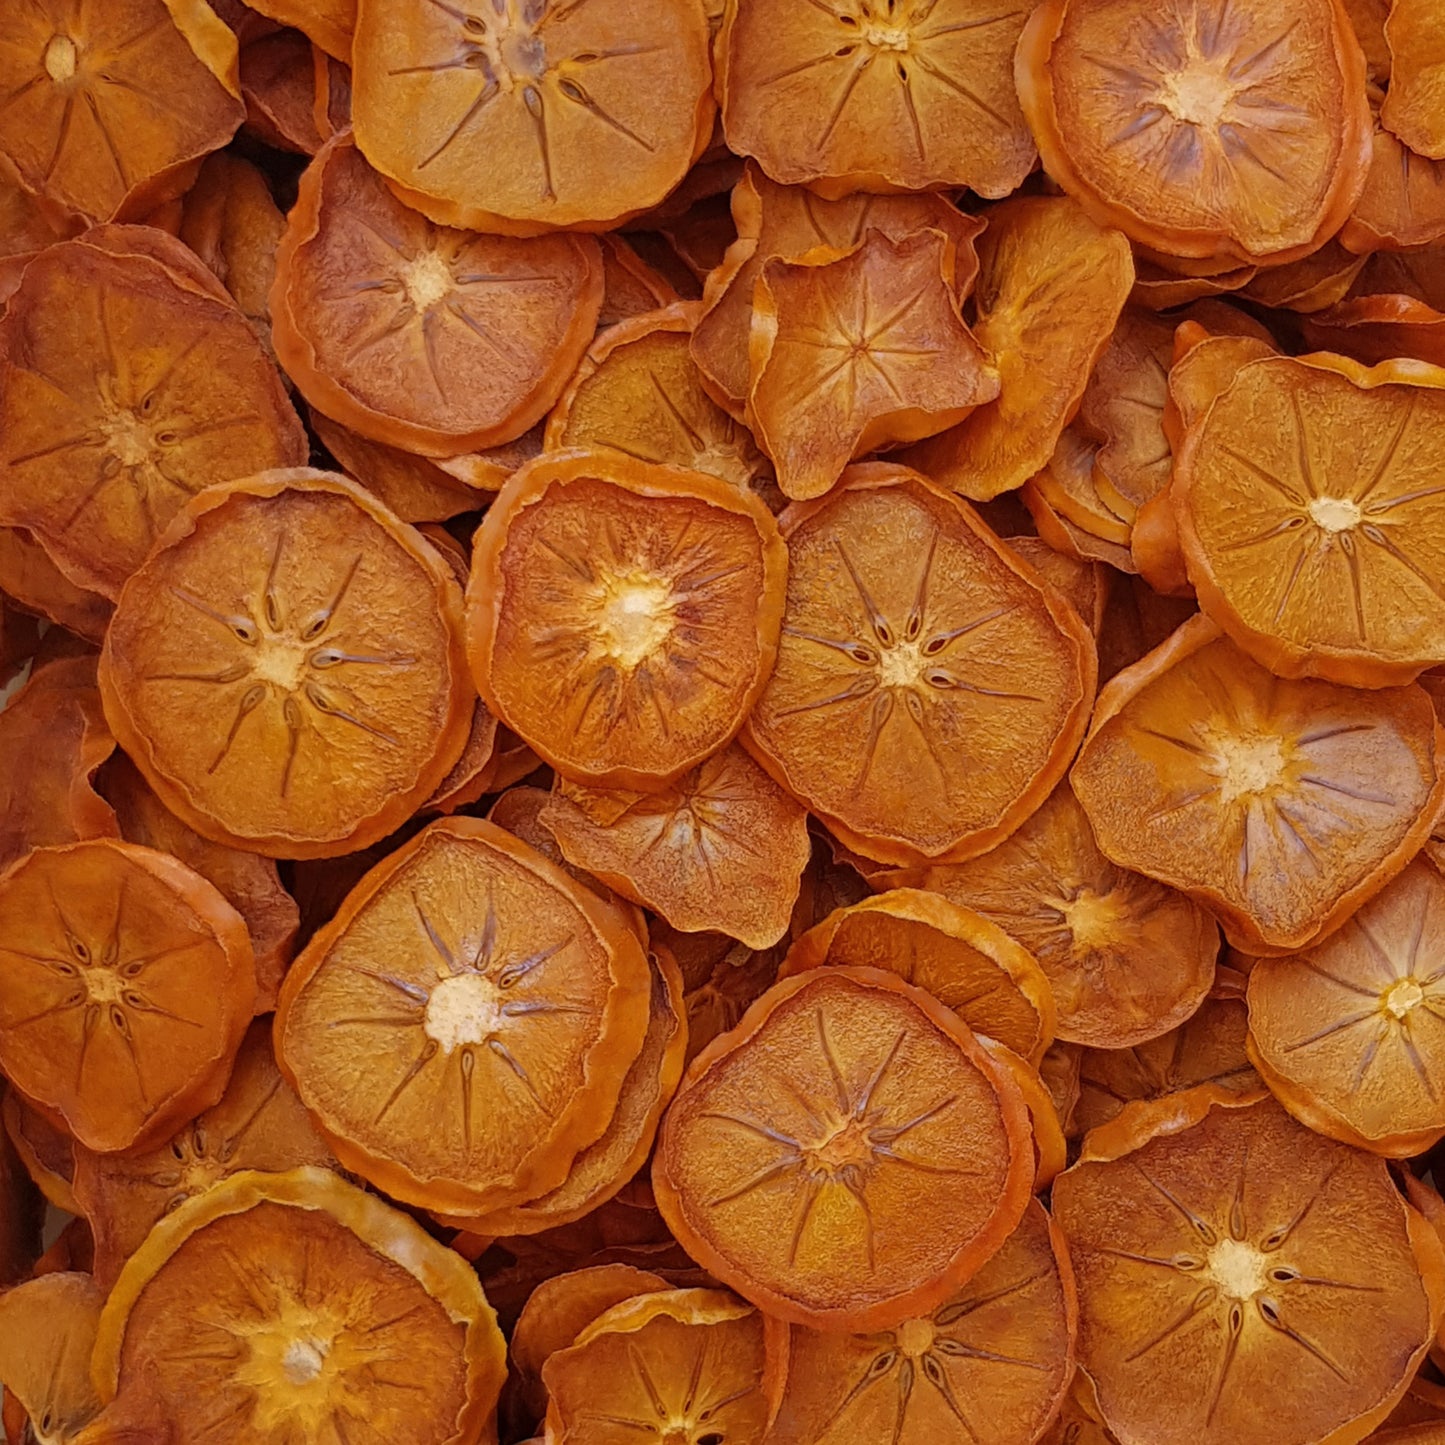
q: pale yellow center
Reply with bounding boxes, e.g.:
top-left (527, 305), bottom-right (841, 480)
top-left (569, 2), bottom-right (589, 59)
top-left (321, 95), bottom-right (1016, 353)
top-left (1211, 732), bottom-right (1289, 806)
top-left (43, 34), bottom-right (78, 83)
top-left (897, 1317), bottom-right (936, 1358)
top-left (1309, 496), bottom-right (1362, 533)
top-left (423, 972), bottom-right (503, 1051)
top-left (1160, 64), bottom-right (1228, 128)
top-left (84, 968), bottom-right (125, 1005)
top-left (808, 1117), bottom-right (872, 1174)
top-left (105, 412), bottom-right (152, 469)
top-left (1208, 1238), bottom-right (1269, 1300)
top-left (402, 250), bottom-right (453, 311)
top-left (594, 573), bottom-right (676, 670)
top-left (863, 22), bottom-right (910, 51)
top-left (877, 638), bottom-right (926, 690)
top-left (251, 636), bottom-right (311, 692)
top-left (281, 1338), bottom-right (328, 1386)
top-left (1061, 889), bottom-right (1124, 953)
top-left (1386, 978), bottom-right (1425, 1019)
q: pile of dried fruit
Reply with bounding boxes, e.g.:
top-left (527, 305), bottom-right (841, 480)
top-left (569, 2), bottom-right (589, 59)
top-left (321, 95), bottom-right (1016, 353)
top-left (6, 0), bottom-right (1445, 1441)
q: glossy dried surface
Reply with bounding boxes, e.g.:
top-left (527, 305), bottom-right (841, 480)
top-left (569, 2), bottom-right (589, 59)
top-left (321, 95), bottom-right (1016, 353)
top-left (1017, 0), bottom-right (1373, 263)
top-left (906, 197), bottom-right (1134, 501)
top-left (273, 135), bottom-right (601, 455)
top-left (745, 464), bottom-right (1096, 866)
top-left (0, 234), bottom-right (305, 600)
top-left (467, 450), bottom-right (786, 789)
top-left (1383, 0), bottom-right (1445, 161)
top-left (276, 818), bottom-right (651, 1214)
top-left (914, 782), bottom-right (1219, 1049)
top-left (1176, 355), bottom-right (1445, 685)
top-left (0, 840), bottom-right (254, 1153)
top-left (1053, 1094), bottom-right (1442, 1445)
top-left (99, 470), bottom-right (472, 859)
top-left (718, 0), bottom-right (1036, 197)
top-left (654, 967), bottom-right (1032, 1330)
top-left (1072, 618), bottom-right (1445, 953)
top-left (748, 228), bottom-right (998, 501)
top-left (767, 1200), bottom-right (1075, 1445)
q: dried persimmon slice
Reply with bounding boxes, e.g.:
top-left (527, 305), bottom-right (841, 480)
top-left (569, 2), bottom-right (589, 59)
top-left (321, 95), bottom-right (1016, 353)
top-left (654, 920), bottom-right (784, 1065)
top-left (1016, 0), bottom-right (1373, 266)
top-left (1175, 352), bottom-right (1445, 686)
top-left (0, 839), bottom-right (255, 1153)
top-left (0, 527), bottom-right (112, 642)
top-left (912, 781), bottom-right (1219, 1050)
top-left (545, 301), bottom-right (775, 501)
top-left (1028, 425), bottom-right (1132, 547)
top-left (779, 888), bottom-right (1056, 1065)
top-left (1383, 0), bottom-right (1445, 160)
top-left (245, 0), bottom-right (354, 60)
top-left (653, 966), bottom-right (1033, 1331)
top-left (0, 1272), bottom-right (103, 1445)
top-left (91, 1167), bottom-right (507, 1444)
top-left (2, 1089), bottom-right (78, 1214)
top-left (71, 1018), bottom-right (335, 1290)
top-left (540, 745), bottom-right (811, 951)
top-left (748, 228), bottom-right (999, 502)
top-left (744, 462), bottom-right (1096, 867)
top-left (905, 197), bottom-right (1134, 502)
top-left (717, 0), bottom-right (1036, 198)
top-left (275, 817), bottom-right (652, 1215)
top-left (1246, 857), bottom-right (1445, 1157)
top-left (240, 28), bottom-right (323, 156)
top-left (597, 234), bottom-right (682, 327)
top-left (0, 232), bottom-right (306, 601)
top-left (1071, 615), bottom-right (1445, 954)
top-left (1341, 122), bottom-right (1445, 253)
top-left (352, 0), bottom-right (714, 235)
top-left (272, 134), bottom-right (602, 456)
top-left (0, 0), bottom-right (243, 226)
top-left (466, 449), bottom-right (787, 790)
top-left (542, 1288), bottom-right (768, 1444)
top-left (1052, 1090), bottom-right (1445, 1445)
top-left (766, 1199), bottom-right (1075, 1445)
top-left (98, 469), bottom-right (474, 859)
top-left (692, 162), bottom-right (984, 413)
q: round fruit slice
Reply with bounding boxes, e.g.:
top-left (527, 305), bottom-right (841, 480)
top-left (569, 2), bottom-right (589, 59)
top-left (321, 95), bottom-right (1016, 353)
top-left (1052, 1090), bottom-right (1445, 1445)
top-left (911, 780), bottom-right (1220, 1049)
top-left (1246, 856), bottom-right (1445, 1156)
top-left (0, 839), bottom-right (255, 1153)
top-left (0, 231), bottom-right (306, 600)
top-left (0, 1272), bottom-right (103, 1445)
top-left (653, 966), bottom-right (1033, 1331)
top-left (744, 462), bottom-right (1096, 867)
top-left (91, 1167), bottom-right (507, 1444)
top-left (545, 301), bottom-right (775, 500)
top-left (1016, 0), bottom-right (1373, 266)
top-left (904, 196), bottom-right (1134, 502)
top-left (778, 888), bottom-right (1055, 1065)
top-left (1175, 352), bottom-right (1445, 686)
top-left (98, 469), bottom-right (473, 859)
top-left (272, 134), bottom-right (602, 456)
top-left (0, 526), bottom-right (111, 641)
top-left (691, 162), bottom-right (984, 413)
top-left (1342, 121), bottom-right (1445, 252)
top-left (0, 0), bottom-right (244, 226)
top-left (747, 227), bottom-right (999, 501)
top-left (1070, 614), bottom-right (1445, 954)
top-left (275, 817), bottom-right (652, 1215)
top-left (466, 449), bottom-right (787, 789)
top-left (765, 1199), bottom-right (1075, 1445)
top-left (3, 1089), bottom-right (78, 1214)
top-left (717, 0), bottom-right (1036, 198)
top-left (351, 0), bottom-right (714, 235)
top-left (540, 745), bottom-right (812, 950)
top-left (72, 1018), bottom-right (336, 1289)
top-left (1383, 0), bottom-right (1445, 160)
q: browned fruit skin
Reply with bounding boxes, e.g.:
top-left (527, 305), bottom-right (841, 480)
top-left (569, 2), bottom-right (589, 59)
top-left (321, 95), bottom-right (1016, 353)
top-left (98, 469), bottom-right (473, 860)
top-left (1052, 1091), bottom-right (1445, 1445)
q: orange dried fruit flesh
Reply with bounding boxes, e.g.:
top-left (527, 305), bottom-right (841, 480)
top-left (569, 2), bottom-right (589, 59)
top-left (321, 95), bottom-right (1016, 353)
top-left (0, 1272), bottom-right (103, 1445)
top-left (0, 839), bottom-right (255, 1153)
top-left (1052, 1090), bottom-right (1445, 1445)
top-left (0, 526), bottom-right (113, 641)
top-left (1016, 0), bottom-right (1373, 265)
top-left (275, 816), bottom-right (652, 1215)
top-left (911, 780), bottom-right (1219, 1049)
top-left (466, 449), bottom-right (787, 789)
top-left (1071, 615), bottom-right (1445, 954)
top-left (1175, 353), bottom-right (1445, 686)
top-left (766, 1198), bottom-right (1076, 1445)
top-left (0, 230), bottom-right (305, 601)
top-left (657, 920), bottom-right (785, 1065)
top-left (1341, 121), bottom-right (1445, 253)
top-left (747, 226), bottom-right (999, 502)
top-left (72, 1017), bottom-right (335, 1290)
top-left (905, 196), bottom-right (1135, 502)
top-left (1026, 422), bottom-right (1133, 550)
top-left (272, 133), bottom-right (602, 457)
top-left (542, 1287), bottom-right (767, 1444)
top-left (692, 162), bottom-right (983, 412)
top-left (3, 1088), bottom-right (79, 1213)
top-left (744, 462), bottom-right (1096, 867)
top-left (716, 0), bottom-right (1036, 198)
top-left (351, 0), bottom-right (714, 235)
top-left (91, 1167), bottom-right (507, 1444)
top-left (240, 29), bottom-right (326, 157)
top-left (1383, 0), bottom-right (1445, 161)
top-left (779, 887), bottom-right (1056, 1065)
top-left (1245, 856), bottom-right (1445, 1157)
top-left (98, 469), bottom-right (474, 859)
top-left (653, 966), bottom-right (1033, 1331)
top-left (0, 0), bottom-right (243, 226)
top-left (545, 301), bottom-right (775, 501)
top-left (245, 0), bottom-right (355, 61)
top-left (540, 744), bottom-right (811, 950)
